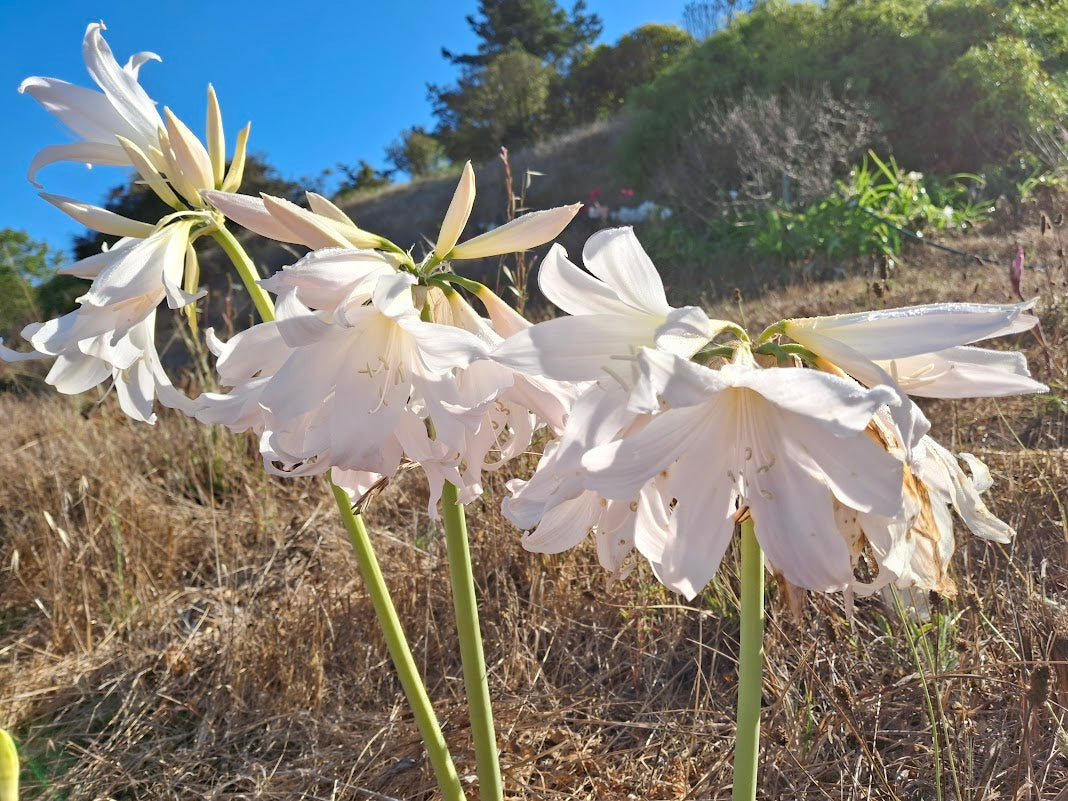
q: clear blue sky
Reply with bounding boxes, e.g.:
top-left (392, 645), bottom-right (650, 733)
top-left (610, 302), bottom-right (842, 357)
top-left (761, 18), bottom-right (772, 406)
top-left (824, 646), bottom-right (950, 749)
top-left (1, 0), bottom-right (690, 258)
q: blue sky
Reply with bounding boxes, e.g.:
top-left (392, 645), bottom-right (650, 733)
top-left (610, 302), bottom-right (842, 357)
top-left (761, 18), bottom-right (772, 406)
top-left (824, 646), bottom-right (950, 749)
top-left (1, 0), bottom-right (690, 257)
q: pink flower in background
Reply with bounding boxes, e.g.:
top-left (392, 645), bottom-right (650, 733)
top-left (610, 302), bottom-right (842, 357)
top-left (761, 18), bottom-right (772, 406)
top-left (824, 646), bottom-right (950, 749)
top-left (619, 188), bottom-right (635, 199)
top-left (1010, 244), bottom-right (1025, 301)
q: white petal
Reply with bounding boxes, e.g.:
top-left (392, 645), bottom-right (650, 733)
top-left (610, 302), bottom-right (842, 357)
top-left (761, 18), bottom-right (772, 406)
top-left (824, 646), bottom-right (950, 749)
top-left (583, 404), bottom-right (713, 500)
top-left (435, 161), bottom-right (475, 260)
top-left (27, 141), bottom-right (130, 187)
top-left (261, 194), bottom-right (352, 249)
top-left (82, 23), bottom-right (162, 143)
top-left (493, 313), bottom-right (660, 382)
top-left (473, 284), bottom-right (531, 337)
top-left (724, 361), bottom-right (898, 438)
top-left (0, 339), bottom-right (48, 362)
top-left (260, 247), bottom-right (394, 311)
top-left (785, 413), bottom-right (904, 517)
top-left (163, 107), bottom-right (214, 196)
top-left (59, 239), bottom-right (135, 277)
top-left (581, 227), bottom-right (669, 315)
top-left (878, 346), bottom-right (1047, 398)
top-left (785, 300), bottom-right (1036, 360)
top-left (749, 464), bottom-right (856, 592)
top-left (116, 135), bottom-right (181, 207)
top-left (654, 306), bottom-right (728, 357)
top-left (631, 348), bottom-right (727, 413)
top-left (19, 76), bottom-right (130, 142)
top-left (40, 193), bottom-right (155, 238)
top-left (521, 491), bottom-right (601, 553)
top-left (450, 204), bottom-right (581, 260)
top-left (46, 351), bottom-right (111, 394)
top-left (273, 291), bottom-right (335, 348)
top-left (537, 243), bottom-right (632, 316)
top-left (202, 191), bottom-right (301, 243)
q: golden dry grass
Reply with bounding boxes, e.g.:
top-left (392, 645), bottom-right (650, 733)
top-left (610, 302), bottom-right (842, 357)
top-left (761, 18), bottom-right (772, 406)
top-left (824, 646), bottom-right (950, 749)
top-left (2, 202), bottom-right (1068, 800)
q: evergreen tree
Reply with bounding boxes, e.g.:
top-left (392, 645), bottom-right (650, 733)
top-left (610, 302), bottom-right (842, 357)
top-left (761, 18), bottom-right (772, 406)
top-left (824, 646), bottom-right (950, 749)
top-left (442, 0), bottom-right (601, 68)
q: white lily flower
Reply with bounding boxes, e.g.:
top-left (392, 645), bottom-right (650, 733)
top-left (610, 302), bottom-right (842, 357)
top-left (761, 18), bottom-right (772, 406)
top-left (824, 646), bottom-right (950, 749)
top-left (20, 22), bottom-right (163, 186)
top-left (423, 285), bottom-right (578, 499)
top-left (1, 223), bottom-right (202, 421)
top-left (23, 23), bottom-right (241, 207)
top-left (205, 267), bottom-right (490, 512)
top-left (494, 227), bottom-right (730, 382)
top-left (504, 380), bottom-right (661, 579)
top-left (426, 161), bottom-right (581, 263)
top-left (580, 348), bottom-right (904, 599)
top-left (775, 300), bottom-right (1046, 452)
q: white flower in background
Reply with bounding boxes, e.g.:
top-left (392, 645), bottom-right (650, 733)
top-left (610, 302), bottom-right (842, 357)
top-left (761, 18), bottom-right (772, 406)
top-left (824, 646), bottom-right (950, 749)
top-left (576, 347), bottom-right (903, 599)
top-left (770, 301), bottom-right (1045, 453)
top-left (494, 227), bottom-right (730, 382)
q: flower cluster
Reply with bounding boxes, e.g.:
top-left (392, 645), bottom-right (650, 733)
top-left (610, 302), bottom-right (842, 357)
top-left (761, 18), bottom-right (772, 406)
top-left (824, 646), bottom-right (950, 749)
top-left (493, 227), bottom-right (1045, 603)
top-left (5, 23), bottom-right (1047, 609)
top-left (2, 23), bottom-right (249, 421)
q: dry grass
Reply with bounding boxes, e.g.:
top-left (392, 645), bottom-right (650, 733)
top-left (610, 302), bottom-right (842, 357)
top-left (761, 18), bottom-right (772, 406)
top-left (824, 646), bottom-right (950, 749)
top-left (2, 200), bottom-right (1068, 800)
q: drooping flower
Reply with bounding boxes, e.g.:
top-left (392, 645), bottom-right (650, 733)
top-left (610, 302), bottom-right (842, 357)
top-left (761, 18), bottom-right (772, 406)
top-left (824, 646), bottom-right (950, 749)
top-left (1, 222), bottom-right (202, 421)
top-left (768, 301), bottom-right (1045, 453)
top-left (576, 347), bottom-right (903, 598)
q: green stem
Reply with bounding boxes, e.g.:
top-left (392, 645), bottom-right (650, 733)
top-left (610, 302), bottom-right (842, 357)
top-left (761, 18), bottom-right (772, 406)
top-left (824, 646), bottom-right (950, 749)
top-left (441, 482), bottom-right (503, 801)
top-left (210, 224), bottom-right (276, 322)
top-left (331, 484), bottom-right (467, 801)
top-left (212, 218), bottom-right (465, 798)
top-left (733, 517), bottom-right (764, 801)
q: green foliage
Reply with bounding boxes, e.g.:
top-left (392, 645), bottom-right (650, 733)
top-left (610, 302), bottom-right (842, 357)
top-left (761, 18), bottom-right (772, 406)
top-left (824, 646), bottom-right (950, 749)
top-left (442, 0), bottom-right (602, 67)
top-left (643, 154), bottom-right (988, 281)
top-left (0, 229), bottom-right (63, 336)
top-left (385, 126), bottom-right (450, 177)
top-left (434, 50), bottom-right (556, 162)
top-left (335, 160), bottom-right (392, 194)
top-left (560, 24), bottom-right (694, 124)
top-left (622, 0), bottom-right (1068, 187)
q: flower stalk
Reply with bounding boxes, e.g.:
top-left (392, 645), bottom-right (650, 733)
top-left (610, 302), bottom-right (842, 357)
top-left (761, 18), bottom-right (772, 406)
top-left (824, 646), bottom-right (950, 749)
top-left (333, 485), bottom-right (467, 801)
top-left (441, 481), bottom-right (503, 801)
top-left (210, 223), bottom-right (276, 322)
top-left (733, 515), bottom-right (764, 801)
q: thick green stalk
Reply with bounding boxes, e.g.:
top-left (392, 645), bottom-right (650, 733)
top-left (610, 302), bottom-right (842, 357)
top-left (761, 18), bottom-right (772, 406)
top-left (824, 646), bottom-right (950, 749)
top-left (210, 224), bottom-right (276, 322)
top-left (332, 485), bottom-right (466, 801)
top-left (441, 482), bottom-right (503, 801)
top-left (733, 517), bottom-right (765, 801)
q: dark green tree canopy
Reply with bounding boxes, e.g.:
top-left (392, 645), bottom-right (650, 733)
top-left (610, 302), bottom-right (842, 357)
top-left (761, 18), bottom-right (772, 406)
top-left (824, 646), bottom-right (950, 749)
top-left (442, 0), bottom-right (602, 67)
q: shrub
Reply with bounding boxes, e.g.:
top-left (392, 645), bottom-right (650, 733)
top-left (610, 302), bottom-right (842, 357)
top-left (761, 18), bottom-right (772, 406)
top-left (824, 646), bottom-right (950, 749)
top-left (621, 0), bottom-right (1068, 188)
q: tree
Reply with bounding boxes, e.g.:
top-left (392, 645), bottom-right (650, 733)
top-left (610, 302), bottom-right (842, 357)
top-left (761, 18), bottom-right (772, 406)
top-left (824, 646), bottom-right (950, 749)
top-left (561, 24), bottom-right (693, 124)
top-left (682, 1), bottom-right (755, 39)
top-left (0, 229), bottom-right (63, 335)
top-left (442, 0), bottom-right (602, 68)
top-left (335, 160), bottom-right (393, 194)
top-left (433, 50), bottom-right (555, 161)
top-left (386, 127), bottom-right (450, 177)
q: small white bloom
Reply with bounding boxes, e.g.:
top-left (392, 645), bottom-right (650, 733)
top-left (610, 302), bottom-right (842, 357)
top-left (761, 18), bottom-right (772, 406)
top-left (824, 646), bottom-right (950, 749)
top-left (494, 227), bottom-right (729, 382)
